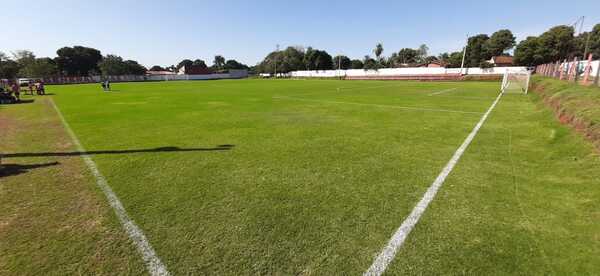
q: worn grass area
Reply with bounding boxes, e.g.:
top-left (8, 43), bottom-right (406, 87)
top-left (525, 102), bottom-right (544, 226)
top-left (0, 97), bottom-right (146, 275)
top-left (2, 79), bottom-right (599, 275)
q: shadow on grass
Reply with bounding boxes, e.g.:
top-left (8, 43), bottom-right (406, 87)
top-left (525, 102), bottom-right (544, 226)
top-left (3, 145), bottom-right (235, 158)
top-left (0, 162), bottom-right (60, 178)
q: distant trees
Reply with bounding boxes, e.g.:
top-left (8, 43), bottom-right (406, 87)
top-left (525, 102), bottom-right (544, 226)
top-left (0, 50), bottom-right (59, 78)
top-left (0, 52), bottom-right (20, 79)
top-left (213, 55), bottom-right (226, 71)
top-left (363, 55), bottom-right (378, 70)
top-left (374, 43), bottom-right (384, 66)
top-left (588, 24), bottom-right (600, 58)
top-left (465, 34), bottom-right (490, 67)
top-left (19, 58), bottom-right (59, 78)
top-left (256, 46), bottom-right (333, 73)
top-left (350, 59), bottom-right (364, 69)
top-left (224, 59), bottom-right (249, 70)
top-left (193, 59), bottom-right (208, 68)
top-left (304, 47), bottom-right (333, 70)
top-left (395, 48), bottom-right (419, 65)
top-left (332, 55), bottom-right (352, 69)
top-left (514, 37), bottom-right (542, 66)
top-left (486, 29), bottom-right (516, 57)
top-left (149, 65), bottom-right (166, 71)
top-left (98, 55), bottom-right (146, 76)
top-left (55, 46), bottom-right (103, 76)
top-left (177, 59), bottom-right (194, 70)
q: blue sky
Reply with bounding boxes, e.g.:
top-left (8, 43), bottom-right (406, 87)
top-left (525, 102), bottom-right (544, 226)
top-left (3, 0), bottom-right (600, 67)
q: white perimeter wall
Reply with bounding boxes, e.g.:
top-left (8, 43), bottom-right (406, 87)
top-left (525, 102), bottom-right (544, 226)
top-left (290, 66), bottom-right (528, 78)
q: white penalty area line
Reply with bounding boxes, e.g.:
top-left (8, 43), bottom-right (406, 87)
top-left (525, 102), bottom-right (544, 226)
top-left (428, 88), bottom-right (458, 96)
top-left (273, 96), bottom-right (483, 115)
top-left (49, 98), bottom-right (170, 276)
top-left (364, 91), bottom-right (504, 276)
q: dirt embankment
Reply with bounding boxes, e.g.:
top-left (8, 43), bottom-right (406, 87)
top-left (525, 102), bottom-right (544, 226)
top-left (530, 76), bottom-right (600, 151)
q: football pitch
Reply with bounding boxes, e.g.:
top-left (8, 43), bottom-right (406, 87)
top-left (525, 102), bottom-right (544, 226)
top-left (2, 79), bottom-right (599, 275)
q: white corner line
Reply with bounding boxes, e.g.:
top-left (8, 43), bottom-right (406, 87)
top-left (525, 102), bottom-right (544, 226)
top-left (49, 98), bottom-right (170, 276)
top-left (428, 88), bottom-right (458, 96)
top-left (364, 91), bottom-right (504, 276)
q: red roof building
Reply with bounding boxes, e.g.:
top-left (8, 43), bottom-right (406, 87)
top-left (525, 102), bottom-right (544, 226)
top-left (489, 56), bottom-right (514, 67)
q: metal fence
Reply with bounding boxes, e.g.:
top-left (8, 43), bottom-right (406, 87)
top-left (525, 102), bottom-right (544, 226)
top-left (535, 55), bottom-right (600, 87)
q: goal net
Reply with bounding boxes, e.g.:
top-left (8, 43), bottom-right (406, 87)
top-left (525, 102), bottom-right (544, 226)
top-left (501, 70), bottom-right (531, 94)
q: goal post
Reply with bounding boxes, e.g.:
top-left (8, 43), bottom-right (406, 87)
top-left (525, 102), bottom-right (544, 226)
top-left (501, 70), bottom-right (531, 94)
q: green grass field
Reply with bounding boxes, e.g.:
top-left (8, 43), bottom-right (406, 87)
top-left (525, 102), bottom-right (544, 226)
top-left (2, 79), bottom-right (599, 275)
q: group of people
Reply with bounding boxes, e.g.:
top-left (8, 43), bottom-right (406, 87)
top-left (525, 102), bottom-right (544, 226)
top-left (0, 80), bottom-right (46, 104)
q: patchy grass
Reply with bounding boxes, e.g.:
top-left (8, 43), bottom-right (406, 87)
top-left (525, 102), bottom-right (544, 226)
top-left (0, 97), bottom-right (146, 275)
top-left (2, 79), bottom-right (599, 274)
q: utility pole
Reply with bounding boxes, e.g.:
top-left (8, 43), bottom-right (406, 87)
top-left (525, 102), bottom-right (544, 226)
top-left (460, 34), bottom-right (468, 75)
top-left (338, 54), bottom-right (342, 79)
top-left (274, 44), bottom-right (280, 78)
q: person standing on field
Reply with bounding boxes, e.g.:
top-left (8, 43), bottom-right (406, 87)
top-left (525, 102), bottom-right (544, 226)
top-left (37, 81), bottom-right (45, 95)
top-left (28, 82), bottom-right (34, 95)
top-left (11, 81), bottom-right (20, 101)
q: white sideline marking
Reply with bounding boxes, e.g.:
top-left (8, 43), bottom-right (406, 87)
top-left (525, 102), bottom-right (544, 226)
top-left (428, 88), bottom-right (458, 96)
top-left (49, 99), bottom-right (170, 276)
top-left (364, 91), bottom-right (504, 276)
top-left (273, 96), bottom-right (483, 115)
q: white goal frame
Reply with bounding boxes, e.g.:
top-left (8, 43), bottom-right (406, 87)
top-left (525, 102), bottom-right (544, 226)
top-left (501, 70), bottom-right (531, 94)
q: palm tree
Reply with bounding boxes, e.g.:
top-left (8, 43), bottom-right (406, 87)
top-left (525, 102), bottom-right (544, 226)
top-left (374, 43), bottom-right (384, 69)
top-left (213, 55), bottom-right (226, 71)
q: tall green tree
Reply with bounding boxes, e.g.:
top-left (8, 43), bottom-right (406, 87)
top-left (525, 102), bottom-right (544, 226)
top-left (0, 51), bottom-right (20, 79)
top-left (363, 55), bottom-right (378, 70)
top-left (303, 48), bottom-right (333, 70)
top-left (373, 43), bottom-right (384, 67)
top-left (417, 44), bottom-right (429, 63)
top-left (485, 29), bottom-right (516, 57)
top-left (536, 25), bottom-right (575, 63)
top-left (55, 46), bottom-right (102, 76)
top-left (465, 34), bottom-right (490, 67)
top-left (224, 59), bottom-right (249, 70)
top-left (257, 46), bottom-right (305, 73)
top-left (350, 59), bottom-right (364, 69)
top-left (213, 55), bottom-right (226, 71)
top-left (18, 57), bottom-right (59, 78)
top-left (446, 52), bottom-right (464, 68)
top-left (514, 36), bottom-right (543, 66)
top-left (98, 55), bottom-right (146, 76)
top-left (149, 65), bottom-right (165, 71)
top-left (177, 59), bottom-right (194, 70)
top-left (192, 59), bottom-right (208, 68)
top-left (332, 55), bottom-right (352, 69)
top-left (396, 48), bottom-right (419, 64)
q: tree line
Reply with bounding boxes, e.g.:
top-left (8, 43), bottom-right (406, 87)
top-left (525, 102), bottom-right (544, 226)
top-left (257, 22), bottom-right (600, 74)
top-left (0, 46), bottom-right (249, 79)
top-left (255, 29), bottom-right (517, 74)
top-left (514, 24), bottom-right (600, 66)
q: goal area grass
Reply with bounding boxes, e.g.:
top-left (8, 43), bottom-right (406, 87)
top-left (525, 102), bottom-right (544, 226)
top-left (1, 79), bottom-right (598, 275)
